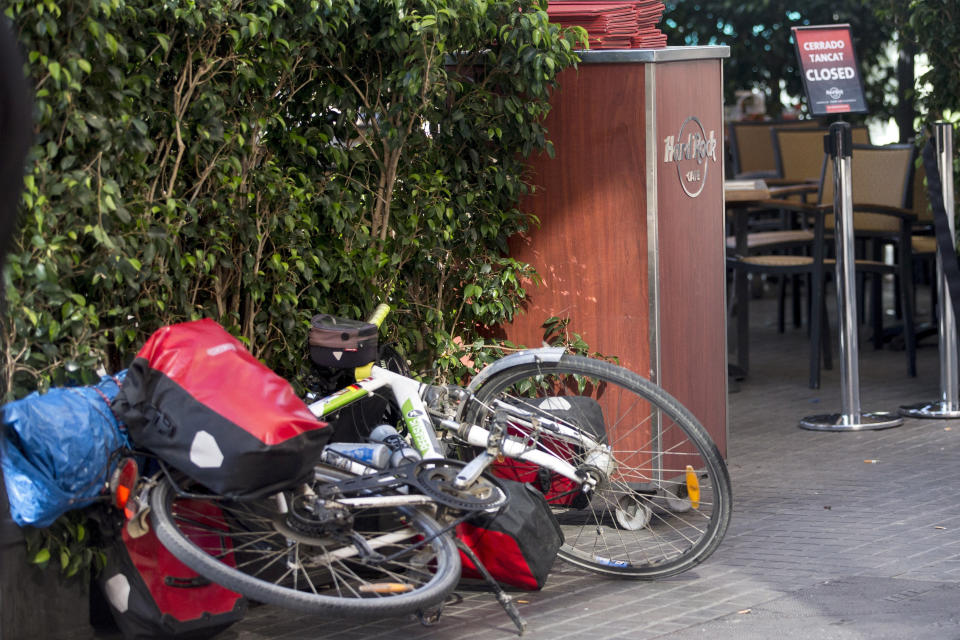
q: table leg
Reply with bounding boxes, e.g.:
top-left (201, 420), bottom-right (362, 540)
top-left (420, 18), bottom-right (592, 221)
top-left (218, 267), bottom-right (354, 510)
top-left (734, 209), bottom-right (750, 375)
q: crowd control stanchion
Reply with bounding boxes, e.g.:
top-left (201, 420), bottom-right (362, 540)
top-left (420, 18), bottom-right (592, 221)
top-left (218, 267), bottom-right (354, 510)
top-left (901, 122), bottom-right (960, 418)
top-left (800, 122), bottom-right (904, 431)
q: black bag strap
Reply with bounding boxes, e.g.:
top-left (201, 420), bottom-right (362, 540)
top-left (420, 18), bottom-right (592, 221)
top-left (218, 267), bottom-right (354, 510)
top-left (922, 138), bottom-right (960, 329)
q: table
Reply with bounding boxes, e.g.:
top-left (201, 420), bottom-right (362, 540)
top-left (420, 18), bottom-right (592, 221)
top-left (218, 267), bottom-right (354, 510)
top-left (724, 179), bottom-right (770, 203)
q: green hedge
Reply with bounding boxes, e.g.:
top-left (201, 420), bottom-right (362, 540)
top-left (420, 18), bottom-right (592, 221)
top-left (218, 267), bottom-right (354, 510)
top-left (2, 0), bottom-right (583, 398)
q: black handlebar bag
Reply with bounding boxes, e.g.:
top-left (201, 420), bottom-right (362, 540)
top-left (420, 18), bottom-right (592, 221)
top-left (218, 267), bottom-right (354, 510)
top-left (112, 319), bottom-right (331, 498)
top-left (308, 314), bottom-right (378, 369)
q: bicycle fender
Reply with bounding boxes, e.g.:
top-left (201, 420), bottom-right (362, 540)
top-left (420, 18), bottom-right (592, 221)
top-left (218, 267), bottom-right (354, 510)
top-left (466, 347), bottom-right (566, 393)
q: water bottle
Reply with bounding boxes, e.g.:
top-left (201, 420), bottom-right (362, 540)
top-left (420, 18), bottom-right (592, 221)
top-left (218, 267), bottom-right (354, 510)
top-left (368, 424), bottom-right (421, 467)
top-left (320, 442), bottom-right (391, 476)
top-left (325, 442), bottom-right (391, 468)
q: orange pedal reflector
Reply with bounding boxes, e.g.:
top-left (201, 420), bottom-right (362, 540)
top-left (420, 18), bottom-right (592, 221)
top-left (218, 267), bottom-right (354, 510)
top-left (116, 485), bottom-right (131, 509)
top-left (685, 465), bottom-right (701, 510)
top-left (358, 583), bottom-right (415, 594)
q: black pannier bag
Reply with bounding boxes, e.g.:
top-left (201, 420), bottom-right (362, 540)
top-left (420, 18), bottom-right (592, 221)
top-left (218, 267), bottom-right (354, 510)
top-left (112, 319), bottom-right (332, 498)
top-left (97, 503), bottom-right (246, 639)
top-left (491, 396), bottom-right (606, 507)
top-left (309, 314), bottom-right (378, 369)
top-left (457, 479), bottom-right (564, 591)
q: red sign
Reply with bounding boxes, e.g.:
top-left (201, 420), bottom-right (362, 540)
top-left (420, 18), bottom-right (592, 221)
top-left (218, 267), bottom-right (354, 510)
top-left (792, 24), bottom-right (867, 116)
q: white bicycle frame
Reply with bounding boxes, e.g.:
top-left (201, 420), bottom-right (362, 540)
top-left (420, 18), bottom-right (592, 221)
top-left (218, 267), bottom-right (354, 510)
top-left (305, 356), bottom-right (612, 494)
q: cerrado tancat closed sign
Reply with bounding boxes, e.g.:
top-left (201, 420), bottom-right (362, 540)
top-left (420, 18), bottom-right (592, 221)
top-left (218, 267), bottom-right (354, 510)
top-left (791, 24), bottom-right (867, 117)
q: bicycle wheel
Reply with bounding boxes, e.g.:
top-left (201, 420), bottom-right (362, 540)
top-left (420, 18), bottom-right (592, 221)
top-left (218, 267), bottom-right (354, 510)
top-left (149, 471), bottom-right (460, 617)
top-left (464, 353), bottom-right (732, 579)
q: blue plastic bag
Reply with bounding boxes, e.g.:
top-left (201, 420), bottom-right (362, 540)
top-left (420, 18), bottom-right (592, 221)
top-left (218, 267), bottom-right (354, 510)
top-left (1, 372), bottom-right (130, 527)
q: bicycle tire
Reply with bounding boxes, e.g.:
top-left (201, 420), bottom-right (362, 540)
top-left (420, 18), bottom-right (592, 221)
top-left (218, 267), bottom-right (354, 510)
top-left (464, 353), bottom-right (732, 579)
top-left (149, 471), bottom-right (461, 617)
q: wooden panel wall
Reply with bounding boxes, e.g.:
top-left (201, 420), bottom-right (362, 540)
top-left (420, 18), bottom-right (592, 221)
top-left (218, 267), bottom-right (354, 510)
top-left (506, 63), bottom-right (651, 380)
top-left (502, 56), bottom-right (727, 458)
top-left (654, 59), bottom-right (728, 455)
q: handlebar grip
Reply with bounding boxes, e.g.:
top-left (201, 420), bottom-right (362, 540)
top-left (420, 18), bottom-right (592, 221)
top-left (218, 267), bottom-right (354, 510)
top-left (355, 303), bottom-right (390, 380)
top-left (367, 303), bottom-right (391, 329)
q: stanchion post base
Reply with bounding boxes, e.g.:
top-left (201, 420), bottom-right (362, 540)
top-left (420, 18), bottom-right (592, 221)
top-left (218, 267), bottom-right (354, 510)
top-left (899, 401), bottom-right (960, 419)
top-left (799, 411), bottom-right (903, 431)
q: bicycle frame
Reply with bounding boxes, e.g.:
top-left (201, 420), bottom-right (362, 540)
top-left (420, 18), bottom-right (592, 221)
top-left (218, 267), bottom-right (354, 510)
top-left (305, 363), bottom-right (603, 491)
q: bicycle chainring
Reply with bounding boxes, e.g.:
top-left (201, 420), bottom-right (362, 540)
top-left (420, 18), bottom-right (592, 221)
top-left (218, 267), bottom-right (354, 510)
top-left (413, 459), bottom-right (508, 512)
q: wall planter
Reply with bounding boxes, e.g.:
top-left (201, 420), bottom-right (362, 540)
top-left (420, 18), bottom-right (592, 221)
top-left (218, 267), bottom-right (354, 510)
top-left (0, 471), bottom-right (92, 640)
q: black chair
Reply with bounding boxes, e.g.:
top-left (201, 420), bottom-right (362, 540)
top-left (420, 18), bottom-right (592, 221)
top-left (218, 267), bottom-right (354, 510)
top-left (818, 144), bottom-right (919, 377)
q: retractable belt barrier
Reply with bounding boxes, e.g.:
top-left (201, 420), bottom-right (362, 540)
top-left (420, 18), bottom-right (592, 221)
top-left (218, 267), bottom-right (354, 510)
top-left (800, 122), bottom-right (903, 431)
top-left (901, 122), bottom-right (960, 418)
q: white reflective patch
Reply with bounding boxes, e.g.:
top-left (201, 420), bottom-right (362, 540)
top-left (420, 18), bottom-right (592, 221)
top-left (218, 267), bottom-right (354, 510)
top-left (190, 430), bottom-right (225, 468)
top-left (333, 351), bottom-right (343, 361)
top-left (104, 573), bottom-right (131, 613)
top-left (538, 397), bottom-right (571, 411)
top-left (206, 342), bottom-right (238, 356)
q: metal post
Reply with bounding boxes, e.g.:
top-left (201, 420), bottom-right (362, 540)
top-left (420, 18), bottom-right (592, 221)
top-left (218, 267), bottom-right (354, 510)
top-left (901, 122), bottom-right (960, 418)
top-left (800, 122), bottom-right (903, 431)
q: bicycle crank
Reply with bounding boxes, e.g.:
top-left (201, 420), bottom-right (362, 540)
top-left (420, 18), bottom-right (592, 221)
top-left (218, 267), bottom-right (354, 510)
top-left (413, 459), bottom-right (508, 512)
top-left (315, 458), bottom-right (507, 512)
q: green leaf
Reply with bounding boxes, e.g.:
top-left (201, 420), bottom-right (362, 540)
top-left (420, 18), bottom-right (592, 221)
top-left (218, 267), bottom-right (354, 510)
top-left (155, 33), bottom-right (171, 53)
top-left (31, 548), bottom-right (51, 565)
top-left (66, 554), bottom-right (82, 577)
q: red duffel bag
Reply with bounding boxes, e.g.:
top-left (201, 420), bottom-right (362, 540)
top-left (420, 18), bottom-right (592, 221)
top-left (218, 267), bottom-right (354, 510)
top-left (112, 319), bottom-right (331, 498)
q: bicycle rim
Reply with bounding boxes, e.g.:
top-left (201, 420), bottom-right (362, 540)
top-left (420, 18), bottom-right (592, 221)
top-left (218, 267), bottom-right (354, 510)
top-left (466, 353), bottom-right (732, 579)
top-left (149, 475), bottom-right (460, 617)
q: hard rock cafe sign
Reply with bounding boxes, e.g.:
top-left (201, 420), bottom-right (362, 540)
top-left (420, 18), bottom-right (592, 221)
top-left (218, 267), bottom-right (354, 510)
top-left (662, 116), bottom-right (718, 198)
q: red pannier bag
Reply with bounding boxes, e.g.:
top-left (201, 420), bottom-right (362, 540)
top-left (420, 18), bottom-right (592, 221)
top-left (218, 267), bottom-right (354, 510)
top-left (457, 479), bottom-right (564, 590)
top-left (112, 319), bottom-right (331, 498)
top-left (97, 501), bottom-right (246, 639)
top-left (491, 396), bottom-right (606, 508)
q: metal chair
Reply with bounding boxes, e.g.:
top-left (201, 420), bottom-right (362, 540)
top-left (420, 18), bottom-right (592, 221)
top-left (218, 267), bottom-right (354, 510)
top-left (727, 201), bottom-right (832, 388)
top-left (727, 119), bottom-right (815, 179)
top-left (818, 143), bottom-right (919, 377)
top-left (728, 142), bottom-right (919, 387)
top-left (772, 125), bottom-right (870, 187)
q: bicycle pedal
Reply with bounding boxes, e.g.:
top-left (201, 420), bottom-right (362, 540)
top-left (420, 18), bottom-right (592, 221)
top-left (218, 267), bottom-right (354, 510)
top-left (125, 504), bottom-right (151, 539)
